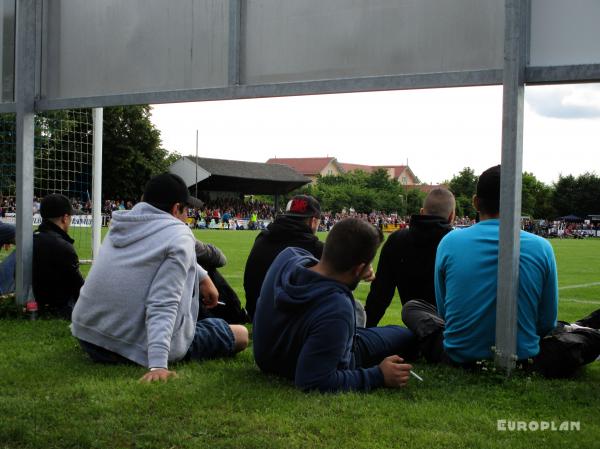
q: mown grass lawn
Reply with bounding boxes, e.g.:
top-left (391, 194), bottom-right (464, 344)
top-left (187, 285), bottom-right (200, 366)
top-left (1, 230), bottom-right (599, 449)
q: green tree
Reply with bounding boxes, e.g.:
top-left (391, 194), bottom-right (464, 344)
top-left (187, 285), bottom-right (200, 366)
top-left (455, 195), bottom-right (475, 218)
top-left (448, 167), bottom-right (478, 218)
top-left (366, 168), bottom-right (393, 190)
top-left (448, 167), bottom-right (477, 199)
top-left (102, 105), bottom-right (171, 199)
top-left (0, 107), bottom-right (174, 201)
top-left (553, 173), bottom-right (600, 218)
top-left (521, 172), bottom-right (554, 219)
top-left (0, 110), bottom-right (91, 198)
top-left (406, 189), bottom-right (426, 215)
top-left (302, 168), bottom-right (407, 214)
top-left (0, 113), bottom-right (18, 196)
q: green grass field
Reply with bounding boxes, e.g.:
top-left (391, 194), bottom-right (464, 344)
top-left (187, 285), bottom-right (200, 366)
top-left (1, 230), bottom-right (599, 449)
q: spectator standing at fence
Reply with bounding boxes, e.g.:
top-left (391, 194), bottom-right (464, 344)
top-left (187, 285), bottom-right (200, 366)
top-left (243, 195), bottom-right (323, 319)
top-left (222, 210), bottom-right (231, 228)
top-left (31, 194), bottom-right (85, 318)
top-left (365, 188), bottom-right (455, 327)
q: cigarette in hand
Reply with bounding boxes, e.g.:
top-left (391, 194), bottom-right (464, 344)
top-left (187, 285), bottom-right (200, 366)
top-left (410, 370), bottom-right (424, 382)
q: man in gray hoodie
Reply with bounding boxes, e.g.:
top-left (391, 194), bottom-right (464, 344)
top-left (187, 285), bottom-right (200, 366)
top-left (71, 173), bottom-right (248, 382)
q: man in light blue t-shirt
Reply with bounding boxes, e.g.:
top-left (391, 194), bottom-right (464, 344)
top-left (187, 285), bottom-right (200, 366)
top-left (402, 165), bottom-right (600, 375)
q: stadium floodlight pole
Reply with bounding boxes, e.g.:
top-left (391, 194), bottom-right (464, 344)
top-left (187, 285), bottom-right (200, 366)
top-left (92, 108), bottom-right (103, 260)
top-left (494, 0), bottom-right (528, 374)
top-left (15, 0), bottom-right (37, 306)
top-left (195, 129), bottom-right (199, 198)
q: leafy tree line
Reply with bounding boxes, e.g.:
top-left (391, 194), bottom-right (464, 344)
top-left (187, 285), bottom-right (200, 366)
top-left (297, 169), bottom-right (426, 215)
top-left (0, 110), bottom-right (90, 198)
top-left (0, 106), bottom-right (176, 201)
top-left (288, 167), bottom-right (599, 219)
top-left (447, 167), bottom-right (600, 219)
top-left (102, 105), bottom-right (178, 200)
top-left (4, 106), bottom-right (597, 219)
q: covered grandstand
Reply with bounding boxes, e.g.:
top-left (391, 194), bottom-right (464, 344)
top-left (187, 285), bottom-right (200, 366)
top-left (169, 156), bottom-right (311, 207)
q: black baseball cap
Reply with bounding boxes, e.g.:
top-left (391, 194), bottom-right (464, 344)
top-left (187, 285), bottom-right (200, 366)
top-left (284, 195), bottom-right (321, 218)
top-left (143, 173), bottom-right (204, 210)
top-left (40, 194), bottom-right (73, 219)
top-left (476, 165), bottom-right (501, 205)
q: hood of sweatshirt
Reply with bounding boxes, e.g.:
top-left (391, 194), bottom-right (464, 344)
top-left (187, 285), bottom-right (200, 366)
top-left (408, 214), bottom-right (453, 243)
top-left (261, 216), bottom-right (318, 245)
top-left (109, 202), bottom-right (190, 248)
top-left (272, 247), bottom-right (352, 312)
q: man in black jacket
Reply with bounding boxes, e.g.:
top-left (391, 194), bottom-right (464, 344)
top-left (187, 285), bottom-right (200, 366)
top-left (33, 194), bottom-right (85, 318)
top-left (0, 218), bottom-right (16, 294)
top-left (365, 188), bottom-right (455, 327)
top-left (243, 195), bottom-right (322, 319)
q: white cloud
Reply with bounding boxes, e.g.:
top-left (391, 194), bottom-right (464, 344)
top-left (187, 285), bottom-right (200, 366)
top-left (526, 84), bottom-right (600, 119)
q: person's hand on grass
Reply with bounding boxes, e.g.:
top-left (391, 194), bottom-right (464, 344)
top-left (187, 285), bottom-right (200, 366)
top-left (379, 355), bottom-right (412, 388)
top-left (139, 368), bottom-right (177, 383)
top-left (200, 276), bottom-right (219, 309)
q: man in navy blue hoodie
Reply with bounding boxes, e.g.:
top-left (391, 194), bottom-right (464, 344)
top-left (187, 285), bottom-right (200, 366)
top-left (253, 218), bottom-right (416, 392)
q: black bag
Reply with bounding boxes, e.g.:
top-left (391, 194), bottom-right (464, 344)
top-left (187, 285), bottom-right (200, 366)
top-left (533, 322), bottom-right (600, 378)
top-left (198, 268), bottom-right (250, 324)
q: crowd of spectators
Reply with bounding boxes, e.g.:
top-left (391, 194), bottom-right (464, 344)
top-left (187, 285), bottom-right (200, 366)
top-left (320, 211), bottom-right (477, 232)
top-left (2, 194), bottom-right (600, 237)
top-left (0, 197), bottom-right (16, 216)
top-left (454, 216), bottom-right (476, 227)
top-left (320, 211), bottom-right (407, 232)
top-left (525, 219), bottom-right (600, 238)
top-left (1, 196), bottom-right (92, 217)
top-left (103, 200), bottom-right (134, 214)
top-left (195, 198), bottom-right (277, 222)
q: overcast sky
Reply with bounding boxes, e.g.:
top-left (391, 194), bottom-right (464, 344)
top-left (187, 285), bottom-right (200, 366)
top-left (150, 83), bottom-right (600, 185)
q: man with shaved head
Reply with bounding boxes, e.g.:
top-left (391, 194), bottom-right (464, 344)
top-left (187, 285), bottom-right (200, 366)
top-left (365, 188), bottom-right (455, 327)
top-left (401, 165), bottom-right (600, 376)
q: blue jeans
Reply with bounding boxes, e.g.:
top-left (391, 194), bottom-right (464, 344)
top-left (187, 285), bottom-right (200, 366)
top-left (184, 318), bottom-right (235, 360)
top-left (353, 325), bottom-right (417, 368)
top-left (79, 318), bottom-right (235, 365)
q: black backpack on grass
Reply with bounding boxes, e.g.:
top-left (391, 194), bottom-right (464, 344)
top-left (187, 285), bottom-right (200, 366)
top-left (533, 322), bottom-right (600, 378)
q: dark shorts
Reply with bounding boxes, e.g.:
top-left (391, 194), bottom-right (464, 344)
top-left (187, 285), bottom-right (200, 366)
top-left (79, 317), bottom-right (235, 365)
top-left (184, 317), bottom-right (236, 361)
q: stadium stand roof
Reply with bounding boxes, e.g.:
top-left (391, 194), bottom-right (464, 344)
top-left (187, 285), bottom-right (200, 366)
top-left (170, 156), bottom-right (311, 195)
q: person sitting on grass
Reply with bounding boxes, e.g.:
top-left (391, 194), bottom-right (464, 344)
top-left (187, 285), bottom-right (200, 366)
top-left (0, 212), bottom-right (17, 295)
top-left (71, 173), bottom-right (248, 382)
top-left (243, 195), bottom-right (323, 320)
top-left (0, 193), bottom-right (84, 319)
top-left (33, 194), bottom-right (85, 319)
top-left (253, 217), bottom-right (417, 392)
top-left (402, 165), bottom-right (600, 377)
top-left (365, 187), bottom-right (455, 327)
